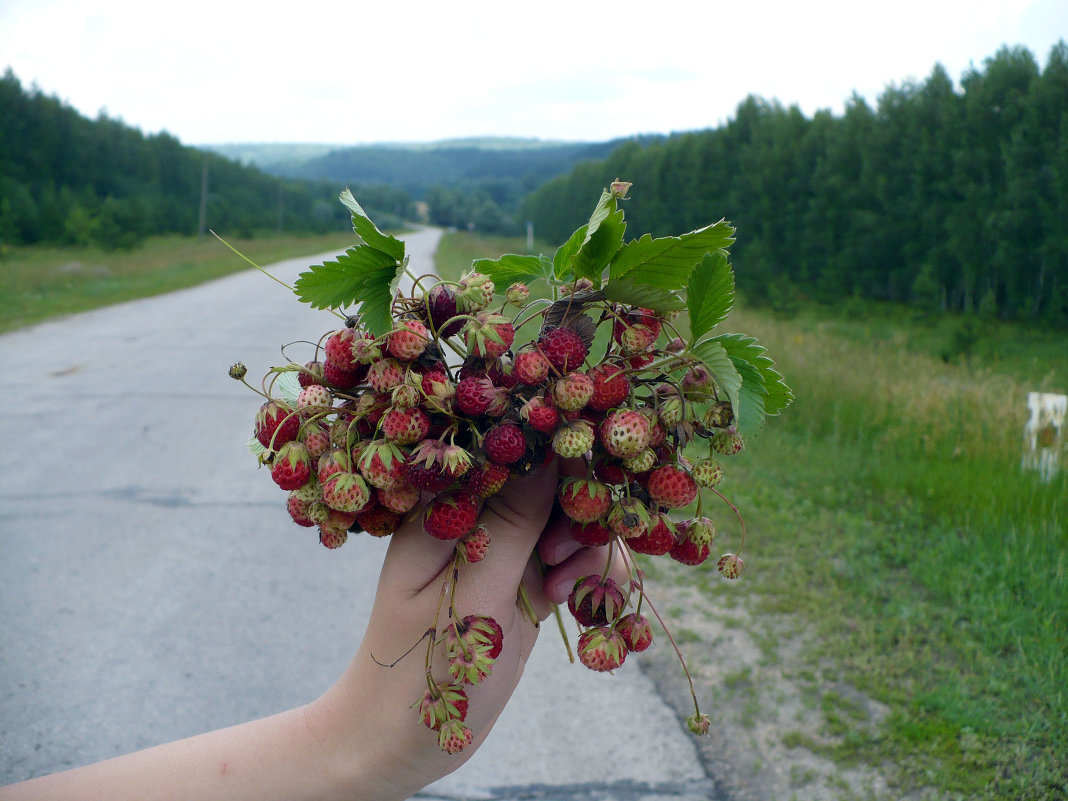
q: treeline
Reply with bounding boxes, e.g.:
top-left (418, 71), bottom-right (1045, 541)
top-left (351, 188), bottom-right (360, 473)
top-left (0, 70), bottom-right (412, 249)
top-left (523, 44), bottom-right (1068, 325)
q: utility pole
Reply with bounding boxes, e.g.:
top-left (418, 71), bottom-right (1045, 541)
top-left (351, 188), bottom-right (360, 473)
top-left (198, 154), bottom-right (209, 237)
top-left (277, 182), bottom-right (284, 233)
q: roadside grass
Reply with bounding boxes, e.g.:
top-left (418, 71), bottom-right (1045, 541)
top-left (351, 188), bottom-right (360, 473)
top-left (0, 231), bottom-right (358, 334)
top-left (436, 230), bottom-right (1068, 798)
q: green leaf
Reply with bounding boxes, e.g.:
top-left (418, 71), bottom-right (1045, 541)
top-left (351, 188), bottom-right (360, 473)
top-left (689, 337), bottom-right (743, 421)
top-left (748, 351), bottom-right (794, 417)
top-left (573, 207), bottom-right (626, 286)
top-left (293, 244), bottom-right (404, 336)
top-left (602, 276), bottom-right (687, 313)
top-left (687, 251), bottom-right (735, 343)
top-left (609, 220), bottom-right (736, 290)
top-left (472, 253), bottom-right (555, 288)
top-left (710, 333), bottom-right (796, 437)
top-left (339, 188), bottom-right (405, 261)
top-left (553, 224), bottom-right (587, 281)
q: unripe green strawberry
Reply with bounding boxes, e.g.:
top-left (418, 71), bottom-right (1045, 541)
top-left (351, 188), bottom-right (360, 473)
top-left (599, 409), bottom-right (651, 458)
top-left (367, 358), bottom-right (405, 392)
top-left (686, 712), bottom-right (711, 735)
top-left (391, 381), bottom-right (422, 409)
top-left (552, 419), bottom-right (595, 458)
top-left (711, 428), bottom-right (745, 455)
top-left (717, 552), bottom-right (744, 579)
top-left (691, 458), bottom-right (724, 488)
top-left (621, 448), bottom-right (656, 474)
top-left (704, 400), bottom-right (734, 429)
top-left (506, 282), bottom-right (530, 304)
top-left (687, 516), bottom-right (718, 547)
top-left (552, 372), bottom-right (595, 411)
top-left (456, 271), bottom-right (495, 312)
top-left (297, 384), bottom-right (332, 415)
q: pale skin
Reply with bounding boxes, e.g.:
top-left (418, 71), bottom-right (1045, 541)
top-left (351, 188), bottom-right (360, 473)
top-left (1, 459), bottom-right (621, 801)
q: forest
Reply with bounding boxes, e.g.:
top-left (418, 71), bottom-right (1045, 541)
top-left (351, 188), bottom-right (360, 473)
top-left (523, 44), bottom-right (1068, 325)
top-left (0, 70), bottom-right (413, 249)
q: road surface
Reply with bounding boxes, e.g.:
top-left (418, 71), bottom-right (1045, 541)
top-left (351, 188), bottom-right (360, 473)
top-left (0, 227), bottom-right (720, 799)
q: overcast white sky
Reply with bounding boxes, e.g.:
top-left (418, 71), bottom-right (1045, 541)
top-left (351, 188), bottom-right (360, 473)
top-left (2, 0), bottom-right (1065, 146)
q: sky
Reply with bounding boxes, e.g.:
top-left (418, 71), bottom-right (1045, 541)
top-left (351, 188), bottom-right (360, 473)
top-left (1, 0), bottom-right (1066, 147)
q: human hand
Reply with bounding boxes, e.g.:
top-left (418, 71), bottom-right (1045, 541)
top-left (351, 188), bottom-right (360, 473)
top-left (306, 457), bottom-right (623, 801)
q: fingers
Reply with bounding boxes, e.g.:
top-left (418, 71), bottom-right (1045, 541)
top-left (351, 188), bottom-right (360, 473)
top-left (536, 505), bottom-right (630, 606)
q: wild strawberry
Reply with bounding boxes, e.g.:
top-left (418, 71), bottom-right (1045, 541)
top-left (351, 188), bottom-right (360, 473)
top-left (420, 369), bottom-right (455, 414)
top-left (669, 518), bottom-right (712, 566)
top-left (465, 461), bottom-right (511, 498)
top-left (621, 448), bottom-right (656, 474)
top-left (424, 493), bottom-right (480, 540)
top-left (594, 460), bottom-right (628, 485)
top-left (682, 365), bottom-right (714, 399)
top-left (286, 493), bottom-right (316, 527)
top-left (458, 525), bottom-right (491, 562)
top-left (255, 400), bottom-right (299, 450)
top-left (316, 448), bottom-right (352, 483)
top-left (627, 512), bottom-right (675, 555)
top-left (321, 472), bottom-right (371, 512)
top-left (354, 502), bottom-right (402, 537)
top-left (456, 271), bottom-right (496, 312)
top-left (367, 358), bottom-right (405, 392)
top-left (606, 497), bottom-right (651, 539)
top-left (567, 575), bottom-right (626, 626)
top-left (297, 360), bottom-right (325, 388)
top-left (711, 428), bottom-right (745, 455)
top-left (437, 719), bottom-right (473, 754)
top-left (358, 441), bottom-right (407, 489)
top-left (557, 477), bottom-right (612, 523)
top-left (586, 363), bottom-right (630, 411)
top-left (570, 519), bottom-right (613, 547)
top-left (686, 712), bottom-right (712, 735)
top-left (271, 441), bottom-right (312, 490)
top-left (406, 439), bottom-right (472, 491)
top-left (599, 409), bottom-right (652, 458)
top-left (487, 356), bottom-right (520, 389)
top-left (391, 381), bottom-right (422, 410)
top-left (299, 421), bottom-right (331, 461)
top-left (552, 371), bottom-right (595, 411)
top-left (454, 376), bottom-right (494, 416)
top-left (657, 396), bottom-right (684, 427)
top-left (552, 419), bottom-right (596, 458)
top-left (618, 324), bottom-right (657, 355)
top-left (646, 464), bottom-right (698, 508)
top-left (318, 529), bottom-right (348, 549)
top-left (613, 307), bottom-right (662, 343)
top-left (537, 327), bottom-right (589, 373)
top-left (418, 682), bottom-right (469, 731)
top-left (691, 459), bottom-right (724, 488)
top-left (376, 482), bottom-right (420, 513)
top-left (616, 613), bottom-right (654, 652)
top-left (380, 407), bottom-right (430, 445)
top-left (513, 350), bottom-right (551, 385)
top-left (297, 384), bottom-right (332, 415)
top-left (387, 319), bottom-right (430, 361)
top-left (426, 284), bottom-right (463, 337)
top-left (577, 626), bottom-right (628, 672)
top-left (322, 359), bottom-right (364, 389)
top-left (444, 618), bottom-right (497, 685)
top-left (704, 400), bottom-right (734, 429)
top-left (324, 328), bottom-right (363, 371)
top-left (505, 282), bottom-right (530, 304)
top-left (520, 395), bottom-right (559, 434)
top-left (464, 312), bottom-right (515, 359)
top-left (484, 423), bottom-right (527, 465)
top-left (717, 552), bottom-right (744, 579)
top-left (483, 385), bottom-right (512, 418)
top-left (459, 614), bottom-right (504, 659)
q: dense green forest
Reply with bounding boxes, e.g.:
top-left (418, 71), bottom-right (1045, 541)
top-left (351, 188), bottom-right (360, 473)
top-left (264, 138), bottom-right (632, 234)
top-left (523, 44), bottom-right (1068, 325)
top-left (0, 70), bottom-right (414, 249)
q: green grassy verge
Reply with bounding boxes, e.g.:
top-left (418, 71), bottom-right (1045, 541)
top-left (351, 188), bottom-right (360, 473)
top-left (0, 231), bottom-right (358, 334)
top-left (436, 230), bottom-right (1068, 798)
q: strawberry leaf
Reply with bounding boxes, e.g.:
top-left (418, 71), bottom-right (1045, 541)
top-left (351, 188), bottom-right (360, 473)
top-left (472, 253), bottom-right (554, 288)
top-left (294, 244), bottom-right (404, 336)
top-left (553, 224), bottom-right (587, 281)
top-left (708, 333), bottom-right (792, 435)
top-left (339, 188), bottom-right (405, 261)
top-left (602, 276), bottom-right (687, 312)
top-left (689, 337), bottom-right (743, 423)
top-left (687, 251), bottom-right (735, 343)
top-left (609, 220), bottom-right (735, 290)
top-left (573, 207), bottom-right (626, 287)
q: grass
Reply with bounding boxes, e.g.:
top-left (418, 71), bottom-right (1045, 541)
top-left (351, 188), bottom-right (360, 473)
top-left (436, 229), bottom-right (1068, 799)
top-left (0, 230), bottom-right (359, 334)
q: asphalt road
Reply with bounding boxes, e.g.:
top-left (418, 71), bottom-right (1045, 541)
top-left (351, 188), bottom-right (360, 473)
top-left (0, 227), bottom-right (719, 799)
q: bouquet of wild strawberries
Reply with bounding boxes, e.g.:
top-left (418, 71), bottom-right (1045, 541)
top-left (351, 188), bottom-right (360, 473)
top-left (230, 182), bottom-right (792, 753)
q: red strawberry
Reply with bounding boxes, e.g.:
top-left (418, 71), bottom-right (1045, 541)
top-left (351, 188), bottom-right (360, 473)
top-left (255, 400), bottom-right (299, 450)
top-left (646, 464), bottom-right (698, 508)
top-left (458, 525), bottom-right (491, 562)
top-left (586, 363), bottom-right (630, 410)
top-left (465, 461), bottom-right (511, 498)
top-left (569, 519), bottom-right (613, 547)
top-left (321, 472), bottom-right (371, 512)
top-left (426, 285), bottom-right (463, 337)
top-left (387, 319), bottom-right (430, 361)
top-left (286, 493), bottom-right (316, 527)
top-left (537, 327), bottom-right (589, 373)
top-left (616, 613), bottom-right (653, 652)
top-left (669, 519), bottom-right (712, 566)
top-left (455, 376), bottom-right (494, 416)
top-left (298, 360), bottom-right (325, 388)
top-left (464, 313), bottom-right (515, 359)
top-left (419, 682), bottom-right (469, 731)
top-left (380, 407), bottom-right (430, 445)
top-left (567, 575), bottom-right (626, 627)
top-left (318, 529), bottom-right (349, 549)
top-left (424, 493), bottom-right (480, 540)
top-left (484, 423), bottom-right (527, 465)
top-left (513, 350), bottom-right (551, 385)
top-left (354, 502), bottom-right (401, 537)
top-left (627, 512), bottom-right (675, 555)
top-left (367, 358), bottom-right (405, 392)
top-left (520, 396), bottom-right (559, 434)
top-left (437, 719), bottom-right (473, 754)
top-left (271, 441), bottom-right (312, 490)
top-left (324, 328), bottom-right (362, 371)
top-left (557, 477), bottom-right (612, 523)
top-left (376, 483), bottom-right (420, 514)
top-left (577, 626), bottom-right (628, 672)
